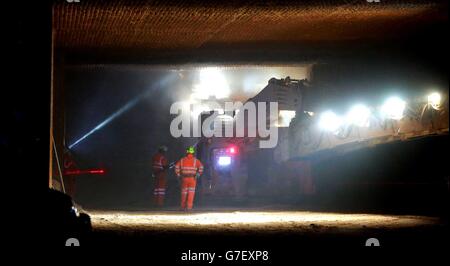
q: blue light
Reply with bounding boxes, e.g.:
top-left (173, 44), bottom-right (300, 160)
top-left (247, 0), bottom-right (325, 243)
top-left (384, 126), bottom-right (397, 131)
top-left (217, 156), bottom-right (231, 166)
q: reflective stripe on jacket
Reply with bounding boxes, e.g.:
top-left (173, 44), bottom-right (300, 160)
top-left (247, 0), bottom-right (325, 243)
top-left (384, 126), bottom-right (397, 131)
top-left (175, 154), bottom-right (204, 177)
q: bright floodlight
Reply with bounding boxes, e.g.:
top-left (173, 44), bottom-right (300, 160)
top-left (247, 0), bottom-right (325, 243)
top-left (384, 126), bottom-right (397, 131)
top-left (192, 68), bottom-right (230, 100)
top-left (217, 156), bottom-right (231, 166)
top-left (278, 110), bottom-right (296, 127)
top-left (381, 97), bottom-right (406, 120)
top-left (427, 92), bottom-right (441, 110)
top-left (319, 111), bottom-right (343, 132)
top-left (346, 104), bottom-right (371, 127)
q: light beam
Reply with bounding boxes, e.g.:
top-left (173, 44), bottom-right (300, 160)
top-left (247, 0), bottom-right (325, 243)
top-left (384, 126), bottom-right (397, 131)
top-left (69, 75), bottom-right (174, 149)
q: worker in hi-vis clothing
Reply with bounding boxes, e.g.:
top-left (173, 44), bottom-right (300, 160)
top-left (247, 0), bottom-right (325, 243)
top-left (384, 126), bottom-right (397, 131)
top-left (175, 146), bottom-right (204, 211)
top-left (152, 145), bottom-right (169, 207)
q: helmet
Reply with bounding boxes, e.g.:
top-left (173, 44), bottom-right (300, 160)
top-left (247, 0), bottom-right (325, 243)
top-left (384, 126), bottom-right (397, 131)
top-left (159, 145), bottom-right (168, 152)
top-left (186, 146), bottom-right (195, 154)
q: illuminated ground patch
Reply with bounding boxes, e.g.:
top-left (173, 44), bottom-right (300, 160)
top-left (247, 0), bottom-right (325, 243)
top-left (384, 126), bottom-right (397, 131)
top-left (89, 211), bottom-right (440, 232)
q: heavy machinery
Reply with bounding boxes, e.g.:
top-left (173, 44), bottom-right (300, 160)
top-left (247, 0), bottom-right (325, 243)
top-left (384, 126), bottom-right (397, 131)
top-left (196, 77), bottom-right (309, 200)
top-left (196, 76), bottom-right (449, 201)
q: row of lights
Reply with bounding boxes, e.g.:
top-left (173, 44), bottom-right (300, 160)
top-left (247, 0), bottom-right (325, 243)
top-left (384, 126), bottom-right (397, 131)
top-left (318, 92), bottom-right (442, 132)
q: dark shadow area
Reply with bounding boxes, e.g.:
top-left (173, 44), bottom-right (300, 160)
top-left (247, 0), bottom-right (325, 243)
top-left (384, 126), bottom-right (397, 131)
top-left (312, 135), bottom-right (449, 217)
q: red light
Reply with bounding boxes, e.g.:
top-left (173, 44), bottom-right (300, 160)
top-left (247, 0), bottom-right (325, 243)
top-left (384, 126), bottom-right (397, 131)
top-left (88, 169), bottom-right (105, 174)
top-left (228, 146), bottom-right (237, 154)
top-left (64, 170), bottom-right (81, 176)
top-left (64, 169), bottom-right (105, 176)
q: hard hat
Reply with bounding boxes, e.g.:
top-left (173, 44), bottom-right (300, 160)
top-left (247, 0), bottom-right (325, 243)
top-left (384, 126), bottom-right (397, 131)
top-left (186, 146), bottom-right (195, 154)
top-left (159, 145), bottom-right (168, 152)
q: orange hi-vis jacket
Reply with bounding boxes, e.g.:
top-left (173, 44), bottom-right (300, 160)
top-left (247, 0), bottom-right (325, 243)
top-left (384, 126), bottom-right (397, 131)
top-left (152, 152), bottom-right (168, 174)
top-left (175, 154), bottom-right (204, 178)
